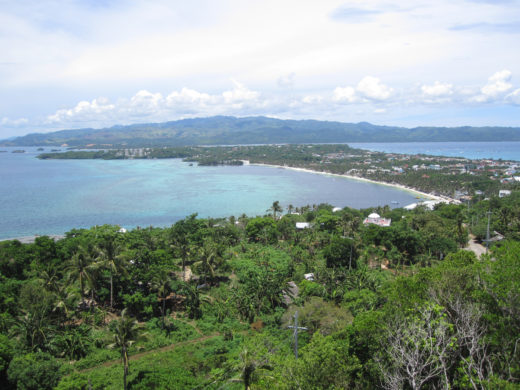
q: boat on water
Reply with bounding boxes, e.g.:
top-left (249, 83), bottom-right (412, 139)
top-left (11, 150), bottom-right (25, 153)
top-left (391, 201), bottom-right (399, 204)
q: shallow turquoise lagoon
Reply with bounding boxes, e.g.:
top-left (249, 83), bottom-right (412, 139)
top-left (0, 147), bottom-right (422, 239)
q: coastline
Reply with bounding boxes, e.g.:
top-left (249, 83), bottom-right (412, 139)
top-left (0, 234), bottom-right (66, 244)
top-left (248, 162), bottom-right (458, 204)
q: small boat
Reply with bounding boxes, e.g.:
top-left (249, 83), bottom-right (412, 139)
top-left (11, 150), bottom-right (25, 153)
top-left (391, 201), bottom-right (399, 204)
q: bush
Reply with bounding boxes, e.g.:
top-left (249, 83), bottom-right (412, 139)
top-left (7, 352), bottom-right (62, 390)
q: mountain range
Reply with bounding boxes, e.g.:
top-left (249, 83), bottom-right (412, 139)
top-left (2, 116), bottom-right (520, 147)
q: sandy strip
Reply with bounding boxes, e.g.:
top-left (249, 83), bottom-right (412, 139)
top-left (249, 162), bottom-right (458, 204)
top-left (0, 234), bottom-right (66, 244)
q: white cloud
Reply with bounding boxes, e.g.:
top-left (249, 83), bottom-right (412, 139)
top-left (471, 69), bottom-right (513, 102)
top-left (333, 86), bottom-right (357, 102)
top-left (47, 97), bottom-right (115, 123)
top-left (357, 76), bottom-right (393, 101)
top-left (45, 82), bottom-right (264, 126)
top-left (166, 88), bottom-right (212, 106)
top-left (302, 95), bottom-right (323, 104)
top-left (506, 88), bottom-right (520, 105)
top-left (1, 117), bottom-right (28, 126)
top-left (421, 81), bottom-right (453, 97)
top-left (222, 81), bottom-right (259, 104)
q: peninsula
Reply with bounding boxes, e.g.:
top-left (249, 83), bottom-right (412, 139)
top-left (38, 143), bottom-right (520, 200)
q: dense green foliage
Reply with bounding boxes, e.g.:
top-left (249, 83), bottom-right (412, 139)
top-left (0, 193), bottom-right (519, 388)
top-left (4, 116), bottom-right (520, 147)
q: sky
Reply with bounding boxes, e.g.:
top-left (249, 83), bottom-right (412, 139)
top-left (1, 0), bottom-right (520, 139)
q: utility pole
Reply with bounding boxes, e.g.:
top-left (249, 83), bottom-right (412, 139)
top-left (287, 311), bottom-right (307, 359)
top-left (485, 211), bottom-right (492, 254)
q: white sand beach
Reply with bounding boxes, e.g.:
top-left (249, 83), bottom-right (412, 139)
top-left (249, 162), bottom-right (458, 204)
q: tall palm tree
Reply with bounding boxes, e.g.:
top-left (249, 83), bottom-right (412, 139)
top-left (96, 234), bottom-right (126, 309)
top-left (192, 239), bottom-right (221, 285)
top-left (108, 309), bottom-right (141, 390)
top-left (268, 201), bottom-right (283, 220)
top-left (152, 271), bottom-right (173, 328)
top-left (67, 245), bottom-right (97, 307)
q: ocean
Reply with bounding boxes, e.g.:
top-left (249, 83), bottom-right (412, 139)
top-left (349, 141), bottom-right (520, 161)
top-left (0, 147), bottom-right (423, 239)
top-left (2, 141), bottom-right (516, 240)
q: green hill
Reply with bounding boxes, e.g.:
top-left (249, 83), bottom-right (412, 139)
top-left (2, 116), bottom-right (520, 147)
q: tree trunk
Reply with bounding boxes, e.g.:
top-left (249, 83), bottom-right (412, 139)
top-left (110, 274), bottom-right (113, 309)
top-left (123, 346), bottom-right (128, 390)
top-left (162, 297), bottom-right (166, 329)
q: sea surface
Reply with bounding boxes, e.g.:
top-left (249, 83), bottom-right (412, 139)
top-left (349, 141), bottom-right (520, 161)
top-left (0, 147), bottom-right (423, 239)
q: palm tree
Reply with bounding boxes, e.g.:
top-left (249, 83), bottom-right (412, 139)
top-left (268, 201), bottom-right (283, 220)
top-left (152, 271), bottom-right (173, 329)
top-left (96, 234), bottom-right (126, 309)
top-left (108, 309), bottom-right (141, 390)
top-left (67, 245), bottom-right (97, 307)
top-left (192, 239), bottom-right (221, 285)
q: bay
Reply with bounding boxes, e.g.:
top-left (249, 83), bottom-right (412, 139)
top-left (349, 141), bottom-right (520, 161)
top-left (0, 147), bottom-right (421, 239)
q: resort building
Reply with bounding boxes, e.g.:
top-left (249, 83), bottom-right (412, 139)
top-left (363, 213), bottom-right (391, 227)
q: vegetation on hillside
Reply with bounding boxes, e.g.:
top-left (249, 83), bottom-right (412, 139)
top-left (4, 116), bottom-right (520, 147)
top-left (1, 192), bottom-right (519, 389)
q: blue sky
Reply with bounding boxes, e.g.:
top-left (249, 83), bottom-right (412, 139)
top-left (1, 0), bottom-right (519, 138)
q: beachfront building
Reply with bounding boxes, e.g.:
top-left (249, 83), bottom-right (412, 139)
top-left (363, 213), bottom-right (391, 227)
top-left (296, 222), bottom-right (311, 229)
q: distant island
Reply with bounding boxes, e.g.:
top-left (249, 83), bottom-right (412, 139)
top-left (2, 116), bottom-right (520, 147)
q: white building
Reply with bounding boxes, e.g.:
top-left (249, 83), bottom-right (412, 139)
top-left (363, 213), bottom-right (391, 227)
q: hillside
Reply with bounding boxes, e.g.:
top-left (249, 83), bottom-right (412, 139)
top-left (2, 116), bottom-right (520, 147)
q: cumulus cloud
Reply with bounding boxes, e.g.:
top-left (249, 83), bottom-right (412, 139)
top-left (421, 81), bottom-right (453, 97)
top-left (222, 81), bottom-right (260, 104)
top-left (333, 86), bottom-right (357, 102)
top-left (334, 76), bottom-right (393, 103)
top-left (471, 69), bottom-right (513, 102)
top-left (357, 76), bottom-right (393, 100)
top-left (45, 82), bottom-right (263, 126)
top-left (47, 97), bottom-right (115, 123)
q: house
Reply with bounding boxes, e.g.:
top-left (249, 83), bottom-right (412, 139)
top-left (296, 222), bottom-right (311, 229)
top-left (363, 213), bottom-right (391, 227)
top-left (499, 190), bottom-right (512, 198)
top-left (332, 207), bottom-right (342, 212)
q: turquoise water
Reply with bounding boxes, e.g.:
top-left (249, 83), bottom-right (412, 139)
top-left (349, 142), bottom-right (520, 161)
top-left (0, 147), bottom-right (422, 239)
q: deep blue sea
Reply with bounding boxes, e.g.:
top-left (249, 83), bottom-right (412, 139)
top-left (0, 147), bottom-right (424, 239)
top-left (349, 141), bottom-right (520, 161)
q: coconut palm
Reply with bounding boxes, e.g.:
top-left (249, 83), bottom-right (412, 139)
top-left (152, 271), bottom-right (174, 328)
top-left (192, 239), bottom-right (221, 285)
top-left (96, 234), bottom-right (127, 309)
top-left (67, 244), bottom-right (98, 307)
top-left (268, 200), bottom-right (283, 220)
top-left (108, 308), bottom-right (141, 390)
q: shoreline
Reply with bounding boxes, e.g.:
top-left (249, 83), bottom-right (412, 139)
top-left (249, 162), bottom-right (458, 204)
top-left (0, 234), bottom-right (66, 244)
